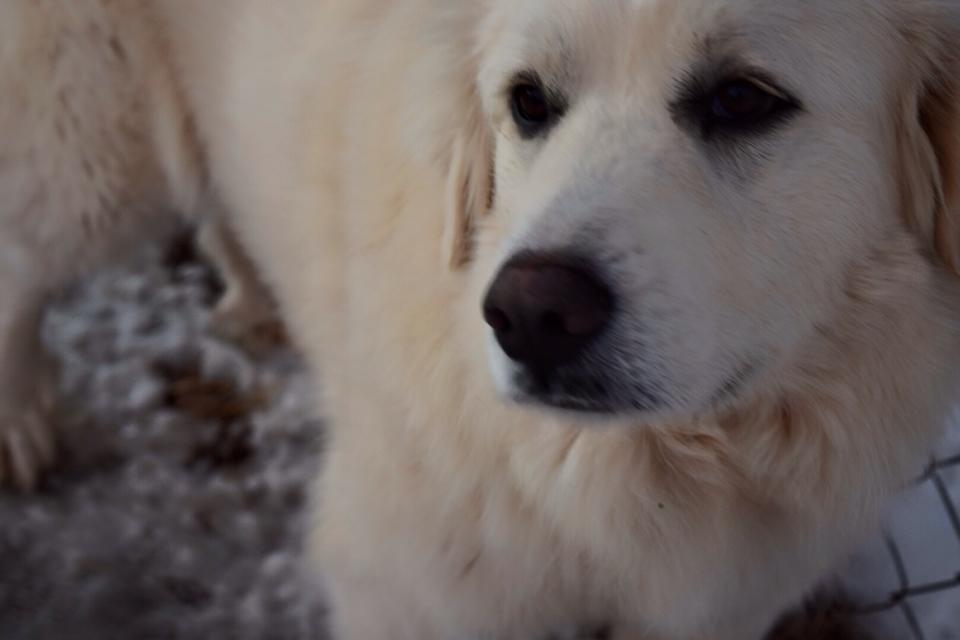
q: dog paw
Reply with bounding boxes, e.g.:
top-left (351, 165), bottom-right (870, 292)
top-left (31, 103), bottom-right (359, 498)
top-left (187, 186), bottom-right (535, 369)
top-left (0, 403), bottom-right (57, 491)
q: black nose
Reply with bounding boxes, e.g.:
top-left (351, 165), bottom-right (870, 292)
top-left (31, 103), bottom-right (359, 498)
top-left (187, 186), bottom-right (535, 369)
top-left (482, 254), bottom-right (614, 377)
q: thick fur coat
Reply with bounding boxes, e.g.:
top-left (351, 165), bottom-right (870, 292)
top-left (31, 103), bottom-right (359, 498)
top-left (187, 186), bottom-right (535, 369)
top-left (5, 1), bottom-right (960, 638)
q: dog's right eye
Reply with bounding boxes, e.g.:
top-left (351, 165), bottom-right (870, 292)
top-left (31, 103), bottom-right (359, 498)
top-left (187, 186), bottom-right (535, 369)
top-left (510, 81), bottom-right (558, 138)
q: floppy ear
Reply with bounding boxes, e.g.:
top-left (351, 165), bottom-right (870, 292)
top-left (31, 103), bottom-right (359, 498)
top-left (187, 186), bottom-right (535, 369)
top-left (898, 22), bottom-right (960, 275)
top-left (443, 103), bottom-right (494, 270)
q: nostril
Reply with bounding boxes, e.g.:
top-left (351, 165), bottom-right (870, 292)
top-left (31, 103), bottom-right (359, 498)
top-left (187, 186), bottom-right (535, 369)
top-left (484, 307), bottom-right (512, 333)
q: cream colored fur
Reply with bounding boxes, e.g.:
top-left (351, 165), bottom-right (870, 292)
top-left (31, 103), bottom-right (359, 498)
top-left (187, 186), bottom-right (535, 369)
top-left (0, 0), bottom-right (270, 489)
top-left (6, 1), bottom-right (960, 638)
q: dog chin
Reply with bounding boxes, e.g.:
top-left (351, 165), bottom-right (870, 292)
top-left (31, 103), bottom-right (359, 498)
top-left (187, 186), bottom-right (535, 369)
top-left (489, 347), bottom-right (759, 425)
top-left (504, 386), bottom-right (693, 431)
top-left (509, 386), bottom-right (623, 417)
top-left (489, 355), bottom-right (670, 423)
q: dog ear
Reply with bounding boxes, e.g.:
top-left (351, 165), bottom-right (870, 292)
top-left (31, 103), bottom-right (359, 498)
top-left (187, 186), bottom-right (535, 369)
top-left (899, 20), bottom-right (960, 275)
top-left (443, 104), bottom-right (493, 270)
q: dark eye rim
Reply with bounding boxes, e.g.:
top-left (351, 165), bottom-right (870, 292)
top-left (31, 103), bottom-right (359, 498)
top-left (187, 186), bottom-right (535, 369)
top-left (670, 71), bottom-right (802, 141)
top-left (508, 72), bottom-right (566, 139)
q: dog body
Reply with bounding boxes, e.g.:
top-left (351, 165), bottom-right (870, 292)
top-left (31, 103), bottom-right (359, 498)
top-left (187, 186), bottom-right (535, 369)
top-left (153, 1), bottom-right (960, 638)
top-left (6, 0), bottom-right (960, 638)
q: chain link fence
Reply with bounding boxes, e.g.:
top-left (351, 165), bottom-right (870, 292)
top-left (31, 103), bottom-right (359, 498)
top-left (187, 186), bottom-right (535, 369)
top-left (841, 452), bottom-right (960, 639)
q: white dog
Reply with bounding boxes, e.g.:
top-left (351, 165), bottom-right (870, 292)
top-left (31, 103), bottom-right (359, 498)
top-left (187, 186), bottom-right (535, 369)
top-left (7, 0), bottom-right (960, 638)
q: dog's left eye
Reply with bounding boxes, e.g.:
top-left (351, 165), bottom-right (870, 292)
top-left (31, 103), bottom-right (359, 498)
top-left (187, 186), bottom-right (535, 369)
top-left (702, 78), bottom-right (798, 136)
top-left (672, 73), bottom-right (800, 141)
top-left (711, 80), bottom-right (778, 122)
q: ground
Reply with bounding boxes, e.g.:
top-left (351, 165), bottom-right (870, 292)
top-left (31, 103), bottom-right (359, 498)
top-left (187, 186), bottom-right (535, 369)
top-left (0, 240), bottom-right (956, 640)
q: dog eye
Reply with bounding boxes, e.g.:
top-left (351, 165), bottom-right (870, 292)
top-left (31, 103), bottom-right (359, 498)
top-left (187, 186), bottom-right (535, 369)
top-left (711, 81), bottom-right (777, 120)
top-left (510, 82), bottom-right (555, 138)
top-left (703, 78), bottom-right (797, 135)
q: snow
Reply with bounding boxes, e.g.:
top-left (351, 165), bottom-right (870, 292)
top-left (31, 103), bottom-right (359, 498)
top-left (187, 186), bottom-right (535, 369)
top-left (0, 248), bottom-right (328, 640)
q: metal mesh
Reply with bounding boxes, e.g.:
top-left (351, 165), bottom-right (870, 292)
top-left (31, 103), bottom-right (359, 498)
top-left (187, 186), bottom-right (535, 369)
top-left (843, 454), bottom-right (960, 639)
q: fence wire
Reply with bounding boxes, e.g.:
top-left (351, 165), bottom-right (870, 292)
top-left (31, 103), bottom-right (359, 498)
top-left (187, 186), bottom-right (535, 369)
top-left (842, 453), bottom-right (960, 639)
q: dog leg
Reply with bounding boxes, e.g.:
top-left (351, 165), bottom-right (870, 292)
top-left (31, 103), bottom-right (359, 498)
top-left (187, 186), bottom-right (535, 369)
top-left (197, 213), bottom-right (278, 342)
top-left (0, 274), bottom-right (56, 491)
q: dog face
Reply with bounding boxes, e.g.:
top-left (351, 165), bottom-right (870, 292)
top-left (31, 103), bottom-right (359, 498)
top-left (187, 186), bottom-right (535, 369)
top-left (466, 0), bottom-right (960, 419)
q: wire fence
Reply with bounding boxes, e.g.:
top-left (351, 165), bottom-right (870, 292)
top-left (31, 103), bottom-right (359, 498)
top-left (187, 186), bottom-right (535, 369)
top-left (842, 453), bottom-right (960, 639)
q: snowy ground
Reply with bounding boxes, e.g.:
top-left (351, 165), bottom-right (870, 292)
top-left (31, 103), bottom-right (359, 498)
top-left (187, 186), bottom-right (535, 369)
top-left (0, 242), bottom-right (327, 640)
top-left (0, 241), bottom-right (957, 640)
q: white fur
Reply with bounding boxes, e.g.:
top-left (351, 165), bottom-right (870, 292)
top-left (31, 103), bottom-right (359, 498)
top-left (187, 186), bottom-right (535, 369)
top-left (7, 1), bottom-right (960, 638)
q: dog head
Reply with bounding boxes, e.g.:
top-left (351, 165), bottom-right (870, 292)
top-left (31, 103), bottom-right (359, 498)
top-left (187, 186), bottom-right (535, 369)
top-left (452, 0), bottom-right (960, 420)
